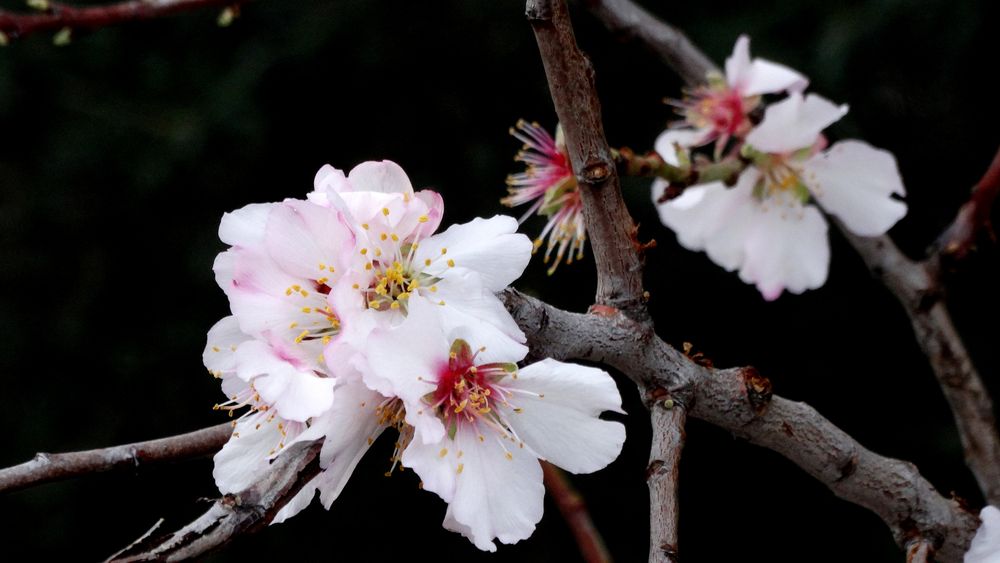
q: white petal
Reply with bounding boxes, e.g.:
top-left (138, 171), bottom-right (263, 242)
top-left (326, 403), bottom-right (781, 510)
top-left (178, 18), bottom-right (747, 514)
top-left (347, 160), bottom-right (414, 195)
top-left (213, 415), bottom-right (303, 494)
top-left (203, 316), bottom-right (249, 375)
top-left (219, 203), bottom-right (273, 248)
top-left (726, 35), bottom-right (808, 96)
top-left (738, 203), bottom-right (830, 300)
top-left (400, 434), bottom-right (461, 504)
top-left (437, 425), bottom-right (544, 551)
top-left (653, 169), bottom-right (759, 272)
top-left (746, 92), bottom-right (848, 154)
top-left (966, 506), bottom-right (1000, 563)
top-left (801, 140), bottom-right (907, 236)
top-left (503, 359), bottom-right (625, 474)
top-left (428, 276), bottom-right (528, 363)
top-left (274, 381), bottom-right (386, 522)
top-left (264, 199), bottom-right (354, 281)
top-left (653, 128), bottom-right (711, 165)
top-left (416, 216), bottom-right (532, 292)
top-left (234, 340), bottom-right (335, 422)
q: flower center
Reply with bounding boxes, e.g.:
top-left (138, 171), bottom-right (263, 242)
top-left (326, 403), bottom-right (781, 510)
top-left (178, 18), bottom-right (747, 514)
top-left (685, 87), bottom-right (753, 138)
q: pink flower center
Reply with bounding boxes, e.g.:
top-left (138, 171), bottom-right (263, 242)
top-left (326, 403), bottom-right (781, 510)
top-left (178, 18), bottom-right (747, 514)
top-left (425, 339), bottom-right (520, 436)
top-left (687, 88), bottom-right (749, 138)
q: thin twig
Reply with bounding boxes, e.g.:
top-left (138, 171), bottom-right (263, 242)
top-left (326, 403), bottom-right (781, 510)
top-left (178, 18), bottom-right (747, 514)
top-left (0, 422), bottom-right (232, 495)
top-left (105, 518), bottom-right (166, 561)
top-left (933, 144), bottom-right (1000, 263)
top-left (542, 462), bottom-right (613, 563)
top-left (526, 0), bottom-right (650, 324)
top-left (580, 0), bottom-right (715, 88)
top-left (646, 399), bottom-right (684, 563)
top-left (501, 288), bottom-right (979, 562)
top-left (0, 0), bottom-right (247, 40)
top-left (906, 539), bottom-right (936, 563)
top-left (109, 439), bottom-right (322, 561)
top-left (585, 0), bottom-right (1000, 508)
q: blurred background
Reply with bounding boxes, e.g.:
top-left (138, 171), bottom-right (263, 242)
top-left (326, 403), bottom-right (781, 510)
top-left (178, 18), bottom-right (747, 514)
top-left (1, 0), bottom-right (998, 560)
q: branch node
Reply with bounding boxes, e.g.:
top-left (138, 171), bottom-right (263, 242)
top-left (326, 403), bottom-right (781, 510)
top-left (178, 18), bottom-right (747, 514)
top-left (741, 366), bottom-right (772, 416)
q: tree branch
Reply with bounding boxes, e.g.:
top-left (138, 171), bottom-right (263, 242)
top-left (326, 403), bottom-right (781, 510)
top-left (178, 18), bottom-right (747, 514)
top-left (584, 0), bottom-right (1000, 508)
top-left (646, 400), bottom-right (684, 563)
top-left (109, 439), bottom-right (322, 562)
top-left (542, 462), bottom-right (613, 563)
top-left (501, 288), bottom-right (979, 562)
top-left (580, 0), bottom-right (716, 87)
top-left (0, 0), bottom-right (247, 40)
top-left (0, 422), bottom-right (232, 495)
top-left (933, 144), bottom-right (1000, 264)
top-left (526, 0), bottom-right (650, 323)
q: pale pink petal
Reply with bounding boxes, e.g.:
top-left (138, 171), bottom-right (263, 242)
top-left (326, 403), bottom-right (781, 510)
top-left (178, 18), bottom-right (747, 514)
top-left (414, 189), bottom-right (445, 234)
top-left (653, 169), bottom-right (760, 272)
top-left (726, 35), bottom-right (807, 96)
top-left (653, 127), bottom-right (712, 165)
top-left (213, 249), bottom-right (236, 291)
top-left (264, 200), bottom-right (354, 281)
top-left (415, 216), bottom-right (533, 292)
top-left (274, 381), bottom-right (386, 522)
top-left (203, 316), bottom-right (248, 375)
top-left (503, 359), bottom-right (625, 474)
top-left (307, 164), bottom-right (349, 207)
top-left (219, 202), bottom-right (273, 248)
top-left (437, 425), bottom-right (544, 551)
top-left (347, 160), bottom-right (414, 195)
top-left (965, 506), bottom-right (1000, 563)
top-left (801, 140), bottom-right (907, 236)
top-left (234, 340), bottom-right (335, 422)
top-left (746, 92), bottom-right (848, 154)
top-left (738, 203), bottom-right (830, 300)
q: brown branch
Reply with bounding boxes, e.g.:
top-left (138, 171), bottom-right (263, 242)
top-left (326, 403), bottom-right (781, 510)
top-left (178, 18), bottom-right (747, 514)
top-left (501, 288), bottom-right (979, 562)
top-left (585, 0), bottom-right (1000, 508)
top-left (109, 439), bottom-right (322, 561)
top-left (526, 0), bottom-right (649, 323)
top-left (646, 399), bottom-right (684, 563)
top-left (0, 422), bottom-right (232, 494)
top-left (933, 144), bottom-right (1000, 263)
top-left (542, 462), bottom-right (613, 563)
top-left (580, 0), bottom-right (716, 88)
top-left (0, 0), bottom-right (247, 40)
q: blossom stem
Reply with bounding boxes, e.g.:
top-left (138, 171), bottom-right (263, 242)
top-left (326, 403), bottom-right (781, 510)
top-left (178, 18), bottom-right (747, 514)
top-left (612, 147), bottom-right (745, 201)
top-left (542, 462), bottom-right (613, 563)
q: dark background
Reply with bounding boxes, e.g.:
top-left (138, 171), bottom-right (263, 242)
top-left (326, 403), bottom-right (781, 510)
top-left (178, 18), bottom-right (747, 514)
top-left (1, 0), bottom-right (998, 560)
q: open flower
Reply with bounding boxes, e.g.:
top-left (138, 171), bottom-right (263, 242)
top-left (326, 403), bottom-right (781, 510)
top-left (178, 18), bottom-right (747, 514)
top-left (365, 298), bottom-right (626, 551)
top-left (653, 92), bottom-right (907, 299)
top-left (503, 120), bottom-right (586, 274)
top-left (666, 35), bottom-right (807, 155)
top-left (966, 506), bottom-right (1000, 563)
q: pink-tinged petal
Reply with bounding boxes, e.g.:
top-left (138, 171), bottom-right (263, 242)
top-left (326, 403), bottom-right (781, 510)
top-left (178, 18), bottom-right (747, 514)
top-left (347, 160), bottom-right (414, 195)
top-left (653, 169), bottom-right (759, 272)
top-left (213, 415), bottom-right (304, 494)
top-left (801, 140), bottom-right (907, 236)
top-left (264, 200), bottom-right (354, 281)
top-left (234, 340), bottom-right (335, 422)
top-left (212, 249), bottom-right (236, 298)
top-left (414, 189), bottom-right (445, 234)
top-left (653, 128), bottom-right (712, 166)
top-left (416, 216), bottom-right (532, 292)
top-left (429, 275), bottom-right (528, 364)
top-left (726, 35), bottom-right (808, 97)
top-left (308, 164), bottom-right (349, 207)
top-left (965, 506), bottom-right (1000, 563)
top-left (423, 424), bottom-right (544, 552)
top-left (203, 316), bottom-right (249, 375)
top-left (503, 359), bottom-right (625, 474)
top-left (274, 381), bottom-right (386, 523)
top-left (219, 202), bottom-right (273, 248)
top-left (738, 203), bottom-right (830, 300)
top-left (367, 298), bottom-right (448, 443)
top-left (746, 92), bottom-right (848, 154)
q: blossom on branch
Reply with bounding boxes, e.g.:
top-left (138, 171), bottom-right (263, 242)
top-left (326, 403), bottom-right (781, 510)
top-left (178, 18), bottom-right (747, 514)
top-left (654, 87), bottom-right (907, 299)
top-left (503, 120), bottom-right (586, 274)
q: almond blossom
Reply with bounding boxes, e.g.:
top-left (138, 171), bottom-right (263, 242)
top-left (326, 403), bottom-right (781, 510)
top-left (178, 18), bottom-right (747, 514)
top-left (503, 120), bottom-right (586, 274)
top-left (365, 298), bottom-right (626, 551)
top-left (653, 91), bottom-right (907, 299)
top-left (966, 506), bottom-right (1000, 563)
top-left (667, 35), bottom-right (807, 156)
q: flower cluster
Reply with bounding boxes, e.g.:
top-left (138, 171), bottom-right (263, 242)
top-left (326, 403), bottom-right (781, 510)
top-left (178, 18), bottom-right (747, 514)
top-left (204, 160), bottom-right (626, 551)
top-left (652, 36), bottom-right (907, 299)
top-left (503, 120), bottom-right (586, 274)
